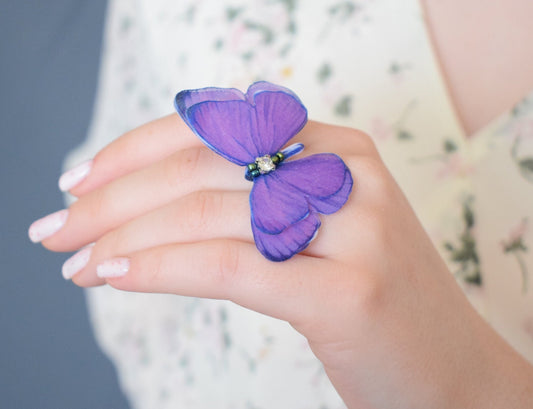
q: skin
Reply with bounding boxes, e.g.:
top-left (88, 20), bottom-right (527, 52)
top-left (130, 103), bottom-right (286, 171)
top-left (34, 1), bottom-right (533, 407)
top-left (38, 116), bottom-right (533, 408)
top-left (422, 0), bottom-right (533, 135)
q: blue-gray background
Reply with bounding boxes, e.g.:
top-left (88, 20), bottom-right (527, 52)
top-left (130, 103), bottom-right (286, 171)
top-left (0, 0), bottom-right (129, 407)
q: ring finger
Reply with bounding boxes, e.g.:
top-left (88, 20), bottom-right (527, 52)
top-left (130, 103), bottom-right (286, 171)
top-left (65, 189), bottom-right (252, 286)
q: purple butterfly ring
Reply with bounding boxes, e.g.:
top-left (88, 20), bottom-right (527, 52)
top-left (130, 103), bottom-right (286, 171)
top-left (175, 81), bottom-right (353, 262)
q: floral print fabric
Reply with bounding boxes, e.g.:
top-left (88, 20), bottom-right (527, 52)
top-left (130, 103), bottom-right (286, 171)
top-left (65, 0), bottom-right (533, 408)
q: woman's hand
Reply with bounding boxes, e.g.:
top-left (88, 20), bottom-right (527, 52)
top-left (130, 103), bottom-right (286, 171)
top-left (30, 114), bottom-right (533, 408)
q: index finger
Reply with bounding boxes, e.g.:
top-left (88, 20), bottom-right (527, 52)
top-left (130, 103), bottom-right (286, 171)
top-left (66, 114), bottom-right (201, 197)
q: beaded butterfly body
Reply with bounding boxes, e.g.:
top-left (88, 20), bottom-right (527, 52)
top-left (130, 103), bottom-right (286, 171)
top-left (175, 81), bottom-right (353, 261)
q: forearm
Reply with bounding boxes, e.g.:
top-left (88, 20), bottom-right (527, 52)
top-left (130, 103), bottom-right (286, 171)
top-left (470, 327), bottom-right (533, 409)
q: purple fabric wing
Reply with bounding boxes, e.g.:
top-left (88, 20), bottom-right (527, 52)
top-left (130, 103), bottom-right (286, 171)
top-left (180, 100), bottom-right (257, 165)
top-left (250, 175), bottom-right (310, 234)
top-left (175, 82), bottom-right (307, 165)
top-left (249, 83), bottom-right (308, 155)
top-left (251, 153), bottom-right (352, 234)
top-left (277, 153), bottom-right (353, 214)
top-left (176, 86), bottom-right (244, 107)
top-left (252, 212), bottom-right (321, 262)
top-left (174, 82), bottom-right (351, 262)
top-left (249, 153), bottom-right (353, 260)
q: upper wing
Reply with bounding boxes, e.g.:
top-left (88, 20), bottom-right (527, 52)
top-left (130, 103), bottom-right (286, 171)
top-left (175, 82), bottom-right (307, 165)
top-left (249, 82), bottom-right (308, 156)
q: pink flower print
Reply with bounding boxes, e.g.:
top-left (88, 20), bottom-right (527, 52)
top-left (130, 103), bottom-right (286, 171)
top-left (504, 218), bottom-right (529, 246)
top-left (509, 117), bottom-right (533, 142)
top-left (228, 21), bottom-right (262, 55)
top-left (524, 317), bottom-right (533, 341)
top-left (371, 117), bottom-right (394, 141)
top-left (501, 218), bottom-right (529, 293)
top-left (436, 152), bottom-right (474, 180)
top-left (388, 61), bottom-right (412, 85)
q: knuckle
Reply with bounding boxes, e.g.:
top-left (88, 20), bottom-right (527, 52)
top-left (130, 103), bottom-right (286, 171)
top-left (142, 249), bottom-right (165, 289)
top-left (359, 131), bottom-right (380, 153)
top-left (164, 147), bottom-right (206, 190)
top-left (208, 242), bottom-right (241, 291)
top-left (310, 124), bottom-right (377, 157)
top-left (98, 226), bottom-right (127, 258)
top-left (354, 156), bottom-right (396, 200)
top-left (336, 127), bottom-right (379, 157)
top-left (336, 265), bottom-right (388, 320)
top-left (348, 128), bottom-right (378, 154)
top-left (83, 186), bottom-right (109, 221)
top-left (187, 191), bottom-right (221, 231)
top-left (353, 271), bottom-right (388, 318)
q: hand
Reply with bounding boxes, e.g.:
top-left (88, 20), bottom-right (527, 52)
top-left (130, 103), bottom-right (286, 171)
top-left (31, 114), bottom-right (533, 408)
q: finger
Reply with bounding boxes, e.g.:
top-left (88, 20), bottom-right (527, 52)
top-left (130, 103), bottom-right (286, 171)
top-left (94, 240), bottom-right (331, 325)
top-left (293, 121), bottom-right (378, 158)
top-left (40, 138), bottom-right (370, 253)
top-left (63, 118), bottom-right (373, 197)
top-left (43, 146), bottom-right (250, 252)
top-left (67, 114), bottom-right (201, 196)
top-left (67, 170), bottom-right (369, 288)
top-left (42, 120), bottom-right (372, 251)
top-left (69, 190), bottom-right (252, 287)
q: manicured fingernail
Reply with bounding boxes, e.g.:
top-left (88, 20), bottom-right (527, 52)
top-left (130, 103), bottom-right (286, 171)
top-left (97, 257), bottom-right (130, 278)
top-left (58, 159), bottom-right (93, 192)
top-left (28, 209), bottom-right (69, 243)
top-left (62, 245), bottom-right (93, 280)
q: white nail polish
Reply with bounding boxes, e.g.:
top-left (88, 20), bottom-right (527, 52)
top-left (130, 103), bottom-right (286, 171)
top-left (62, 245), bottom-right (93, 280)
top-left (58, 159), bottom-right (93, 192)
top-left (28, 209), bottom-right (69, 243)
top-left (97, 257), bottom-right (130, 278)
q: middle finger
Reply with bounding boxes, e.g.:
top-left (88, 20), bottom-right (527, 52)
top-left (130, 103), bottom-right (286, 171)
top-left (42, 146), bottom-right (250, 252)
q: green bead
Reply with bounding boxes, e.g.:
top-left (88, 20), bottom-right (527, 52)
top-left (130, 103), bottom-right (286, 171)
top-left (247, 163), bottom-right (258, 171)
top-left (272, 155), bottom-right (280, 164)
top-left (276, 152), bottom-right (284, 162)
top-left (251, 169), bottom-right (260, 178)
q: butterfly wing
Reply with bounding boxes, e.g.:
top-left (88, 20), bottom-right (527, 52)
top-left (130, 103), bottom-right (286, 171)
top-left (175, 82), bottom-right (307, 165)
top-left (277, 153), bottom-right (353, 215)
top-left (250, 154), bottom-right (353, 261)
top-left (252, 211), bottom-right (321, 262)
top-left (247, 82), bottom-right (308, 156)
top-left (175, 82), bottom-right (350, 261)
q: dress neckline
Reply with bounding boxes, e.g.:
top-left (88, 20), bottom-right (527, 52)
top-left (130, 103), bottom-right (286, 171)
top-left (417, 0), bottom-right (533, 140)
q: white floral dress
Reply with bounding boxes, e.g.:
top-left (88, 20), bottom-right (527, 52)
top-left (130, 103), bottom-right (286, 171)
top-left (65, 0), bottom-right (533, 408)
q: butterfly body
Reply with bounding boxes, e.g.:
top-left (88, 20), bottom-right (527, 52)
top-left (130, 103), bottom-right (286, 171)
top-left (175, 82), bottom-right (353, 261)
top-left (245, 152), bottom-right (283, 180)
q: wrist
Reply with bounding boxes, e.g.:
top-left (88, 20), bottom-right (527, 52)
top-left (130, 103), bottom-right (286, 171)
top-left (461, 318), bottom-right (533, 409)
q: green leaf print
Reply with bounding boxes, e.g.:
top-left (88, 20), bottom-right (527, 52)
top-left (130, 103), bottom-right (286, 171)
top-left (244, 20), bottom-right (275, 44)
top-left (328, 2), bottom-right (358, 22)
top-left (226, 7), bottom-right (243, 21)
top-left (317, 63), bottom-right (332, 84)
top-left (443, 138), bottom-right (458, 153)
top-left (334, 95), bottom-right (352, 117)
top-left (444, 197), bottom-right (482, 286)
top-left (518, 157), bottom-right (533, 183)
top-left (279, 0), bottom-right (297, 12)
top-left (396, 129), bottom-right (413, 140)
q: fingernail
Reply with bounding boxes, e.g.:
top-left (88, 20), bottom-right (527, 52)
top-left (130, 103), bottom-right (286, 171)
top-left (58, 159), bottom-right (93, 192)
top-left (62, 245), bottom-right (93, 280)
top-left (97, 257), bottom-right (130, 278)
top-left (28, 209), bottom-right (69, 243)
